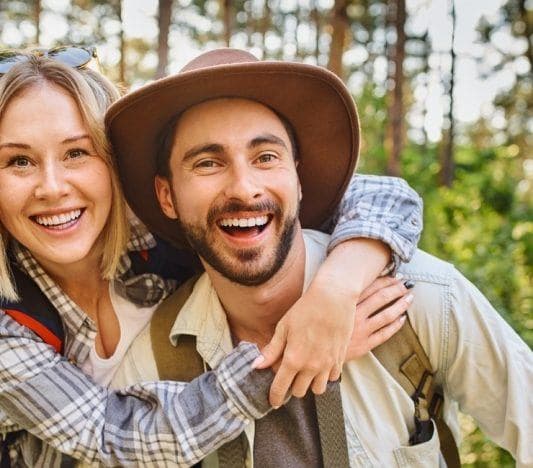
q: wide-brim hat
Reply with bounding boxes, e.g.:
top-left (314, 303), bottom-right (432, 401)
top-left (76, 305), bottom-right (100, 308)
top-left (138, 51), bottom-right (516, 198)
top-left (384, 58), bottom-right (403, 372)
top-left (106, 48), bottom-right (360, 248)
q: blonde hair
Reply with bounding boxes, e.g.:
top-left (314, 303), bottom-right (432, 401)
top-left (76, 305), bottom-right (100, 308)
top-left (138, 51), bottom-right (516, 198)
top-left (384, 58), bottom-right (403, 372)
top-left (0, 55), bottom-right (130, 300)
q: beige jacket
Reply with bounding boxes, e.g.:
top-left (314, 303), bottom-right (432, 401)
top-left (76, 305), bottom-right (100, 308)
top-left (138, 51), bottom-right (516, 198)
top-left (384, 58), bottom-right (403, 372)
top-left (113, 230), bottom-right (532, 467)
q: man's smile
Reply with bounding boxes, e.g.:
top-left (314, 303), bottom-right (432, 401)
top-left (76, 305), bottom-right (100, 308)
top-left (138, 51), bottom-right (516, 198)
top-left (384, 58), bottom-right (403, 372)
top-left (217, 214), bottom-right (272, 239)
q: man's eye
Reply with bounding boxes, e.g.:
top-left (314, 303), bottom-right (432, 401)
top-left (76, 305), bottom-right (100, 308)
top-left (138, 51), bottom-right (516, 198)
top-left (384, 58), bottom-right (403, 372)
top-left (195, 160), bottom-right (219, 169)
top-left (257, 153), bottom-right (277, 164)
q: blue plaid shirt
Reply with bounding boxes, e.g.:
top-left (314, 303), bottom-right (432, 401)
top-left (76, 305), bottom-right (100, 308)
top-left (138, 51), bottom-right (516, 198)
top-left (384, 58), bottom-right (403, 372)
top-left (0, 175), bottom-right (422, 467)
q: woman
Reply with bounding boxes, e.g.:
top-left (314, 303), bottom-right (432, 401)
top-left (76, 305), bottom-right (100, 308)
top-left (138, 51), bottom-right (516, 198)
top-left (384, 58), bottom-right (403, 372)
top-left (0, 51), bottom-right (420, 466)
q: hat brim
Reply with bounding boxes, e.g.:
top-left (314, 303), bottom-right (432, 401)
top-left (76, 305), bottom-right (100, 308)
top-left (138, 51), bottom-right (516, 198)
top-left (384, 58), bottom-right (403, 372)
top-left (106, 61), bottom-right (359, 248)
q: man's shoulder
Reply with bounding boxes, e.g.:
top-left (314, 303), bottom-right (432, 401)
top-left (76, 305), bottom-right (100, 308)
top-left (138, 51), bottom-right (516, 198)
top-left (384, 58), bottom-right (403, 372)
top-left (398, 249), bottom-right (457, 286)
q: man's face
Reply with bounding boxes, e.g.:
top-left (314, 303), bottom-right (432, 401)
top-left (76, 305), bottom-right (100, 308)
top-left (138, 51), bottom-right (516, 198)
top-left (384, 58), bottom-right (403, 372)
top-left (155, 98), bottom-right (302, 286)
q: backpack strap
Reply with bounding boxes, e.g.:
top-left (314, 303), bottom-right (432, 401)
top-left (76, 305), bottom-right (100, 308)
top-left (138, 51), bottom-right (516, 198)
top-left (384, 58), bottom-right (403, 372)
top-left (314, 382), bottom-right (350, 468)
top-left (373, 318), bottom-right (461, 468)
top-left (1, 263), bottom-right (64, 354)
top-left (150, 276), bottom-right (248, 467)
top-left (129, 235), bottom-right (200, 284)
top-left (150, 276), bottom-right (204, 381)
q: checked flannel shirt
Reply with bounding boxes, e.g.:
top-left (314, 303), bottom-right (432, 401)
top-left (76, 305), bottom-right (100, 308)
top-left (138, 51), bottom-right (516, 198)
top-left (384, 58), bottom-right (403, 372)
top-left (0, 174), bottom-right (422, 467)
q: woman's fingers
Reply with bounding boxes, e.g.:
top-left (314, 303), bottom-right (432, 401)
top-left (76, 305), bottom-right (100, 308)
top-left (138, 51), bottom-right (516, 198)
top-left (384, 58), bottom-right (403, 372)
top-left (357, 279), bottom-right (409, 319)
top-left (367, 292), bottom-right (413, 331)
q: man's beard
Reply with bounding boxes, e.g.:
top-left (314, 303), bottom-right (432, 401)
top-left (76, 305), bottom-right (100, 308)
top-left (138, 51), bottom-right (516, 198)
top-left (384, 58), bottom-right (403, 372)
top-left (178, 199), bottom-right (298, 286)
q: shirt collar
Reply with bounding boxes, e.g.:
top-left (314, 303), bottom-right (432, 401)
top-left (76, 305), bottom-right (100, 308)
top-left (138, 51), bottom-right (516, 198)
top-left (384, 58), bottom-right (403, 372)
top-left (169, 230), bottom-right (330, 366)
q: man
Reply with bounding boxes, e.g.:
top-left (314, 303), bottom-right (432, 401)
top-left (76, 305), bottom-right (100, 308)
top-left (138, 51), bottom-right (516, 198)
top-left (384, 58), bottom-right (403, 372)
top-left (108, 49), bottom-right (531, 466)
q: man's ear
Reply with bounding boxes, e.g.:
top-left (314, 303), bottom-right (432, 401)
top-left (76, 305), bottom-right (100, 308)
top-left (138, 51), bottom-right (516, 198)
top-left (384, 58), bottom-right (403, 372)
top-left (154, 176), bottom-right (178, 219)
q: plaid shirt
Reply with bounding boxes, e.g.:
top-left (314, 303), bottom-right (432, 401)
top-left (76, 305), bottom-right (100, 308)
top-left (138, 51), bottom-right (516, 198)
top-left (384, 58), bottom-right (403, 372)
top-left (0, 174), bottom-right (422, 467)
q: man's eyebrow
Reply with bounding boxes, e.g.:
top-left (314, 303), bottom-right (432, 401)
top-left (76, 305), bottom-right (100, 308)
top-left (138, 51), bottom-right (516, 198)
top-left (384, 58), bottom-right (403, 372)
top-left (182, 143), bottom-right (225, 162)
top-left (248, 133), bottom-right (288, 150)
top-left (61, 134), bottom-right (91, 144)
top-left (0, 142), bottom-right (31, 151)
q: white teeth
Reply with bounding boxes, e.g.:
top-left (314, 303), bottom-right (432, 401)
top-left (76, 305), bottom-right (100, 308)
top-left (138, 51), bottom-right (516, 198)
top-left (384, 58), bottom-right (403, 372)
top-left (35, 209), bottom-right (82, 227)
top-left (219, 216), bottom-right (269, 228)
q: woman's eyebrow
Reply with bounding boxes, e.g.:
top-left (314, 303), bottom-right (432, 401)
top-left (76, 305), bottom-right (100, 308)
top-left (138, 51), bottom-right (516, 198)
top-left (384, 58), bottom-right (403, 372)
top-left (0, 142), bottom-right (31, 150)
top-left (61, 134), bottom-right (91, 144)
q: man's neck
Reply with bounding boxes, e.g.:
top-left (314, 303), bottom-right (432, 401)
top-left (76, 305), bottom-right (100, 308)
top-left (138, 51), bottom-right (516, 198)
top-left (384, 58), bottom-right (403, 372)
top-left (206, 230), bottom-right (307, 348)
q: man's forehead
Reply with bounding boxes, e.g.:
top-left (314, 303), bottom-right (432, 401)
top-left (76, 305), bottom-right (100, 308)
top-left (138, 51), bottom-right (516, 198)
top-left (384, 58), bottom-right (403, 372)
top-left (178, 97), bottom-right (283, 126)
top-left (171, 97), bottom-right (292, 150)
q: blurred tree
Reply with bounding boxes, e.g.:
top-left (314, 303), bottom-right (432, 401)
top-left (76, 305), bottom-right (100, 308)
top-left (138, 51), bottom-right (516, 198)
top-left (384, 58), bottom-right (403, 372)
top-left (327, 0), bottom-right (349, 79)
top-left (33, 0), bottom-right (41, 44)
top-left (155, 0), bottom-right (173, 78)
top-left (386, 0), bottom-right (405, 177)
top-left (440, 0), bottom-right (456, 187)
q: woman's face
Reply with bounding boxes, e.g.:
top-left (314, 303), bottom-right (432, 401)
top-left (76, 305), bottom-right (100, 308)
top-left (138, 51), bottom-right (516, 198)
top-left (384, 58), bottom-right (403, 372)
top-left (0, 83), bottom-right (112, 273)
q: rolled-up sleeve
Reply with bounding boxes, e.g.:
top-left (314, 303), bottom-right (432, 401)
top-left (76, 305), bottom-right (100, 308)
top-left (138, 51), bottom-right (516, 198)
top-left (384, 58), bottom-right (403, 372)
top-left (0, 312), bottom-right (272, 466)
top-left (325, 174), bottom-right (423, 266)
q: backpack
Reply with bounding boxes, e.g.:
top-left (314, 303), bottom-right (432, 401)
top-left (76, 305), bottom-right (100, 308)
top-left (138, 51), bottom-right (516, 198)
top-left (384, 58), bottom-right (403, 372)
top-left (0, 237), bottom-right (198, 355)
top-left (150, 278), bottom-right (462, 468)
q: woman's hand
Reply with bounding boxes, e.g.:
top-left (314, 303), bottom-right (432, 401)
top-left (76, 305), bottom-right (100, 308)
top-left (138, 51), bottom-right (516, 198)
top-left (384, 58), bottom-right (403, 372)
top-left (345, 276), bottom-right (413, 361)
top-left (253, 238), bottom-right (403, 408)
top-left (253, 274), bottom-right (413, 407)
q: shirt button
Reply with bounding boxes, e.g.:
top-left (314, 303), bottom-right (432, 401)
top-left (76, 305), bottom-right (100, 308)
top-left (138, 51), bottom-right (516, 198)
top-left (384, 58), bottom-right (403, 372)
top-left (9, 448), bottom-right (18, 459)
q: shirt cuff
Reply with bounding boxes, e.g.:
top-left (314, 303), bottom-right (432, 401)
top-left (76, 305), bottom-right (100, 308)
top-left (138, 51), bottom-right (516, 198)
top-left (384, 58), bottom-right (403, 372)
top-left (216, 342), bottom-right (273, 419)
top-left (327, 219), bottom-right (410, 270)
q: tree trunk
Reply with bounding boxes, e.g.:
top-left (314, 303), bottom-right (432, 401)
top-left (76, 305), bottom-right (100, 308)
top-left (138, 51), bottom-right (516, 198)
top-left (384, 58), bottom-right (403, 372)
top-left (440, 0), bottom-right (456, 187)
top-left (117, 0), bottom-right (126, 85)
top-left (295, 5), bottom-right (301, 58)
top-left (222, 0), bottom-right (232, 47)
top-left (386, 0), bottom-right (405, 177)
top-left (420, 31), bottom-right (430, 148)
top-left (33, 0), bottom-right (41, 44)
top-left (260, 0), bottom-right (271, 57)
top-left (311, 0), bottom-right (321, 62)
top-left (327, 0), bottom-right (349, 79)
top-left (155, 0), bottom-right (173, 79)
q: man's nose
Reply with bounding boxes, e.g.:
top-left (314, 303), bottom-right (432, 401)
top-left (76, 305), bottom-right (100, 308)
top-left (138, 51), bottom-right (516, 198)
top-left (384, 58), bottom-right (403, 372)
top-left (224, 161), bottom-right (264, 202)
top-left (34, 162), bottom-right (70, 200)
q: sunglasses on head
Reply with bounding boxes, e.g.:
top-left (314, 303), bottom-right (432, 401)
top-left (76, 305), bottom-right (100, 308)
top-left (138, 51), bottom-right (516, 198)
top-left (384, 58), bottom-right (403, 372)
top-left (0, 45), bottom-right (97, 75)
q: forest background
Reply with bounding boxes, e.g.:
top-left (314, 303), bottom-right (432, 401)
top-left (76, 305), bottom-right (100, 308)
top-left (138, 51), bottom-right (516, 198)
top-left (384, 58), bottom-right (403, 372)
top-left (0, 0), bottom-right (531, 465)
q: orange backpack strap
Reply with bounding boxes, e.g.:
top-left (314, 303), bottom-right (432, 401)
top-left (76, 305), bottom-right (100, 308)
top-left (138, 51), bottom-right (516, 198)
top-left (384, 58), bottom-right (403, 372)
top-left (1, 263), bottom-right (64, 354)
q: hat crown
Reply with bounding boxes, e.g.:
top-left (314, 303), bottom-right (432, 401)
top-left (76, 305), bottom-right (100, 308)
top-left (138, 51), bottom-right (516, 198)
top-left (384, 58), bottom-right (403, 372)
top-left (180, 48), bottom-right (258, 73)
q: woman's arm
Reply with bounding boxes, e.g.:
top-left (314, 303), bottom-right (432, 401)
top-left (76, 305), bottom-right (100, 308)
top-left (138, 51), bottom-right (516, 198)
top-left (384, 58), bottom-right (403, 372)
top-left (0, 274), bottom-right (414, 465)
top-left (0, 312), bottom-right (271, 466)
top-left (257, 174), bottom-right (423, 407)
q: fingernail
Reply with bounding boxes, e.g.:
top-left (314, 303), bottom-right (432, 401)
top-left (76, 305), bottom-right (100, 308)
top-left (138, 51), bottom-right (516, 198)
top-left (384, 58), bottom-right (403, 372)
top-left (403, 280), bottom-right (415, 289)
top-left (396, 272), bottom-right (404, 280)
top-left (272, 405), bottom-right (281, 410)
top-left (400, 315), bottom-right (407, 323)
top-left (405, 293), bottom-right (414, 303)
top-left (251, 355), bottom-right (265, 369)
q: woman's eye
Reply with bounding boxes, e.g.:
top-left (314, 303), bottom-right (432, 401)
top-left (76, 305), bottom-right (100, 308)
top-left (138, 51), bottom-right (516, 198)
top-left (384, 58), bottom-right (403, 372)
top-left (7, 156), bottom-right (31, 168)
top-left (67, 148), bottom-right (88, 159)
